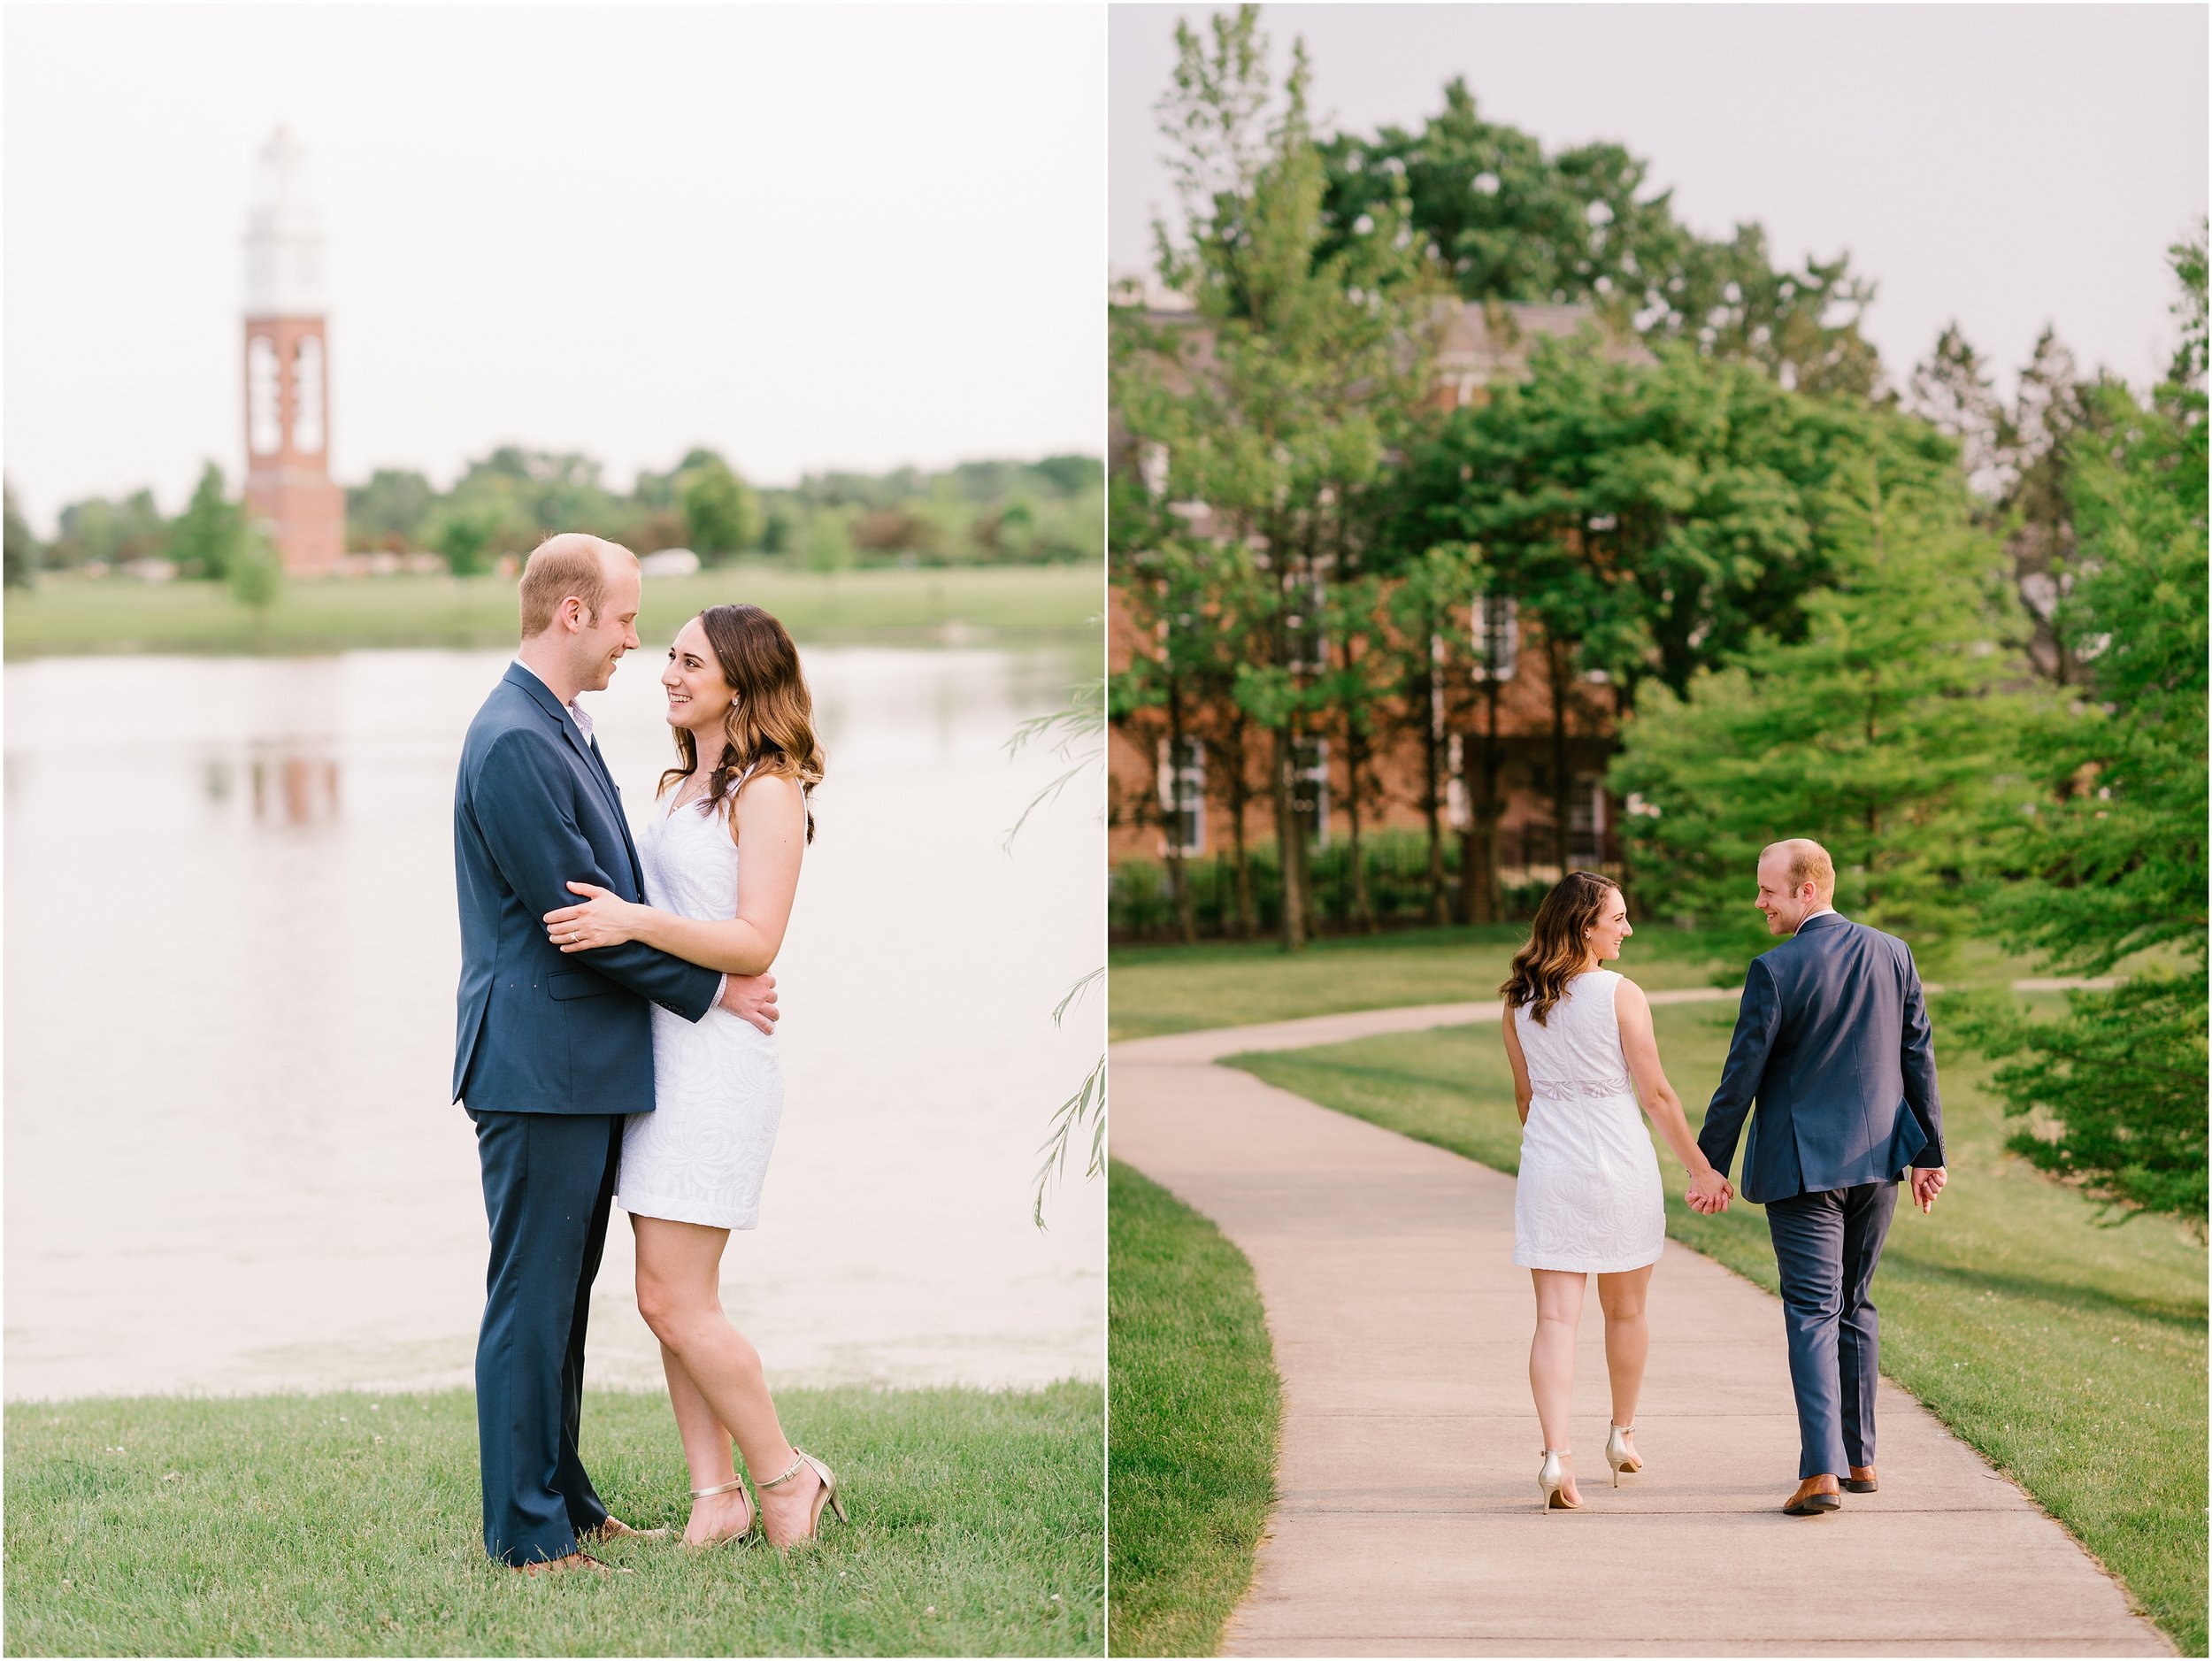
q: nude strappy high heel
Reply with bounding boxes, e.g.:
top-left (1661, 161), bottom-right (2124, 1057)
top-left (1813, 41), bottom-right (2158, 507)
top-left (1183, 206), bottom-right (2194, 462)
top-left (685, 1474), bottom-right (758, 1549)
top-left (1605, 1423), bottom-right (1643, 1487)
top-left (1537, 1450), bottom-right (1580, 1511)
top-left (757, 1447), bottom-right (848, 1545)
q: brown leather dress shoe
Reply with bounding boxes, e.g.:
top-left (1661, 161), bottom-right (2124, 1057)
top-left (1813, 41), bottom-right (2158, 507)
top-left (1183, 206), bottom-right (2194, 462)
top-left (516, 1549), bottom-right (631, 1576)
top-left (581, 1516), bottom-right (669, 1542)
top-left (1842, 1465), bottom-right (1878, 1494)
top-left (1782, 1476), bottom-right (1842, 1515)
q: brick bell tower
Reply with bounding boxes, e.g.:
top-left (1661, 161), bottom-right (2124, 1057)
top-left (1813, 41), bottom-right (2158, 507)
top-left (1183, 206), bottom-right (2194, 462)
top-left (242, 127), bottom-right (343, 575)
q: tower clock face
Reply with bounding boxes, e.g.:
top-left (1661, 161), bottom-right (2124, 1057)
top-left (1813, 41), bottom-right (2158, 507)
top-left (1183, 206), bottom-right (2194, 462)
top-left (247, 335), bottom-right (282, 456)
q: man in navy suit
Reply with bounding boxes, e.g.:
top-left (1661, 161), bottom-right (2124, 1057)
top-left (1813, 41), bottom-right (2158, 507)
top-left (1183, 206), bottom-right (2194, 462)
top-left (452, 533), bottom-right (777, 1573)
top-left (1696, 839), bottom-right (1947, 1517)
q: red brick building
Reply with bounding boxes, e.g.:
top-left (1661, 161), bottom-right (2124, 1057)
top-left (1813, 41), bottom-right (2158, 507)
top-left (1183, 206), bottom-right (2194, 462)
top-left (1109, 296), bottom-right (1651, 908)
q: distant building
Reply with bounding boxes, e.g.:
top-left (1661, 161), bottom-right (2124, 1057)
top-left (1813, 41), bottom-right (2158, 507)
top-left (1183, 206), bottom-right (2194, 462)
top-left (1110, 296), bottom-right (1653, 895)
top-left (242, 127), bottom-right (344, 576)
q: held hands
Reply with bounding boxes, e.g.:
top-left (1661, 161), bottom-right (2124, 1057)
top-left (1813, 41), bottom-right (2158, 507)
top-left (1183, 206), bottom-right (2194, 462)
top-left (1910, 1165), bottom-right (1947, 1214)
top-left (1686, 1166), bottom-right (1734, 1215)
top-left (544, 881), bottom-right (643, 953)
top-left (719, 973), bottom-right (779, 1035)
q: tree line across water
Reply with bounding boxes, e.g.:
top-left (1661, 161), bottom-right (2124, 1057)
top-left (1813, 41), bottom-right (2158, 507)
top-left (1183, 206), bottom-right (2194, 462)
top-left (1110, 6), bottom-right (2207, 1228)
top-left (3, 448), bottom-right (1104, 590)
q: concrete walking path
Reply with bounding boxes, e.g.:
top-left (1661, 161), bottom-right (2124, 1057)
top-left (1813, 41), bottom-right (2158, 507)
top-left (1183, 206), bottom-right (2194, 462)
top-left (1112, 993), bottom-right (2170, 1657)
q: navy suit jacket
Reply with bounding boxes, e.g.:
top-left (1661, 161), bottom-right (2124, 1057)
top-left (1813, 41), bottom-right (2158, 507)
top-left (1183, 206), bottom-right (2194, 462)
top-left (451, 664), bottom-right (722, 1115)
top-left (1696, 911), bottom-right (1945, 1205)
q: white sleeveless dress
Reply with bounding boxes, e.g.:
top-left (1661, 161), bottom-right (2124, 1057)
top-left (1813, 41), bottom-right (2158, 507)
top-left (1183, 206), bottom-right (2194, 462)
top-left (615, 782), bottom-right (784, 1231)
top-left (1511, 970), bottom-right (1664, 1273)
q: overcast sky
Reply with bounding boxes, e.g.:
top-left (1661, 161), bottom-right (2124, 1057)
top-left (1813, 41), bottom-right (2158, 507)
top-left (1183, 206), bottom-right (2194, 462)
top-left (1112, 4), bottom-right (2207, 405)
top-left (4, 4), bottom-right (1104, 531)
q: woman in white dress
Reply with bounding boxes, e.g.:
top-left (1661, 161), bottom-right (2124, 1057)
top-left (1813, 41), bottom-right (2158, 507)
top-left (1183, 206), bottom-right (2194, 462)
top-left (1500, 871), bottom-right (1733, 1511)
top-left (542, 603), bottom-right (845, 1550)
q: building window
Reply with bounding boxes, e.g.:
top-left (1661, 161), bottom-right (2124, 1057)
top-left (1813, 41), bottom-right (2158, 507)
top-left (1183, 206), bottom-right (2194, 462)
top-left (1569, 773), bottom-right (1608, 867)
top-left (1156, 736), bottom-right (1204, 857)
top-left (292, 335), bottom-right (326, 453)
top-left (247, 335), bottom-right (282, 456)
top-left (1291, 736), bottom-right (1330, 849)
top-left (1445, 732), bottom-right (1470, 831)
top-left (1472, 593), bottom-right (1518, 681)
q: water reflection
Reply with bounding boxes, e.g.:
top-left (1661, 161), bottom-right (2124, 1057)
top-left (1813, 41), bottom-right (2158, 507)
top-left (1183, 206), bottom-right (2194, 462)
top-left (5, 646), bottom-right (1104, 1401)
top-left (243, 752), bottom-right (342, 826)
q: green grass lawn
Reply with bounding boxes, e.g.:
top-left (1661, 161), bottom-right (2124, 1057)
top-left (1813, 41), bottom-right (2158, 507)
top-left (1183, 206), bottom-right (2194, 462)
top-left (1107, 924), bottom-right (1714, 1042)
top-left (4, 565), bottom-right (1103, 658)
top-left (1108, 1163), bottom-right (1279, 1659)
top-left (1108, 926), bottom-right (2070, 1043)
top-left (3, 1382), bottom-right (1102, 1657)
top-left (1232, 999), bottom-right (2208, 1655)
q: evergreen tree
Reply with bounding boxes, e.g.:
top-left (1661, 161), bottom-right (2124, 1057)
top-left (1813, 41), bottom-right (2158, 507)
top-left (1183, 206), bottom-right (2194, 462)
top-left (1907, 323), bottom-right (2008, 500)
top-left (1909, 319), bottom-right (2098, 685)
top-left (1955, 231), bottom-right (2208, 1231)
top-left (1610, 419), bottom-right (2025, 969)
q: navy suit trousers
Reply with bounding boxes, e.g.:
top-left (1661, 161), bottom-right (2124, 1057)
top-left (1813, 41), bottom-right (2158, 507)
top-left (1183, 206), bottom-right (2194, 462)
top-left (469, 1109), bottom-right (623, 1565)
top-left (1765, 1180), bottom-right (1899, 1480)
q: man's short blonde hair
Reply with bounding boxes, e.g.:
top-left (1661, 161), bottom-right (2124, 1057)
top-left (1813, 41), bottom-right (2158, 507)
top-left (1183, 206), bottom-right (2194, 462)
top-left (518, 534), bottom-right (635, 637)
top-left (1763, 837), bottom-right (1836, 902)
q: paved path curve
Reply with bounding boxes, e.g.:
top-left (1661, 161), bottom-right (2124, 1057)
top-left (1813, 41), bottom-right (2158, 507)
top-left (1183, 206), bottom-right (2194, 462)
top-left (1112, 993), bottom-right (2170, 1657)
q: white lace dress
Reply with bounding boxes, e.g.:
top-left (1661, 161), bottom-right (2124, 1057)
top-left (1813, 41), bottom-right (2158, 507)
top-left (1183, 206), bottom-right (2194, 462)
top-left (1511, 970), bottom-right (1664, 1273)
top-left (616, 783), bottom-right (784, 1231)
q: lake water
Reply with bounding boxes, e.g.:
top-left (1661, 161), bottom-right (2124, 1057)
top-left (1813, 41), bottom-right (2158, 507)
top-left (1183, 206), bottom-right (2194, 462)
top-left (4, 644), bottom-right (1104, 1401)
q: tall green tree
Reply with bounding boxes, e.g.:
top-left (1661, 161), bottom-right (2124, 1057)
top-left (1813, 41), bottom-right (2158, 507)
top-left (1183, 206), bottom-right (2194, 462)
top-left (1955, 232), bottom-right (2208, 1231)
top-left (802, 506), bottom-right (853, 573)
top-left (1610, 416), bottom-right (2025, 969)
top-left (1395, 335), bottom-right (1887, 884)
top-left (1315, 566), bottom-right (1394, 930)
top-left (1909, 320), bottom-right (2100, 686)
top-left (1322, 78), bottom-right (1883, 396)
top-left (1110, 534), bottom-right (1249, 943)
top-left (1378, 541), bottom-right (1488, 922)
top-left (426, 502), bottom-right (509, 577)
top-left (449, 447), bottom-right (621, 538)
top-left (165, 463), bottom-right (252, 581)
top-left (1117, 3), bottom-right (1438, 951)
top-left (50, 488), bottom-right (165, 570)
top-left (346, 468), bottom-right (436, 550)
top-left (4, 482), bottom-right (41, 588)
top-left (678, 450), bottom-right (761, 558)
top-left (227, 529), bottom-right (283, 615)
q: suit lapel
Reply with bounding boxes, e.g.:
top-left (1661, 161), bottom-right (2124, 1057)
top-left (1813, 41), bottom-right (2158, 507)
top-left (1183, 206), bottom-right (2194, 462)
top-left (503, 664), bottom-right (644, 892)
top-left (588, 734), bottom-right (648, 893)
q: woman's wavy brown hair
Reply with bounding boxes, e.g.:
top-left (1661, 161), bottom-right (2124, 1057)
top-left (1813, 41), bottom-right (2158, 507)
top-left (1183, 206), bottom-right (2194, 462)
top-left (658, 604), bottom-right (826, 842)
top-left (1500, 870), bottom-right (1624, 1026)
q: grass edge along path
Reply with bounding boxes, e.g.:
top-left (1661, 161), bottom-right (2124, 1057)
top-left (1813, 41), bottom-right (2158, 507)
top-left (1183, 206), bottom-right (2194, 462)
top-left (1107, 927), bottom-right (2063, 1043)
top-left (4, 564), bottom-right (1104, 658)
top-left (4, 1380), bottom-right (1102, 1657)
top-left (1232, 1001), bottom-right (2206, 1657)
top-left (1108, 1160), bottom-right (1281, 1659)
